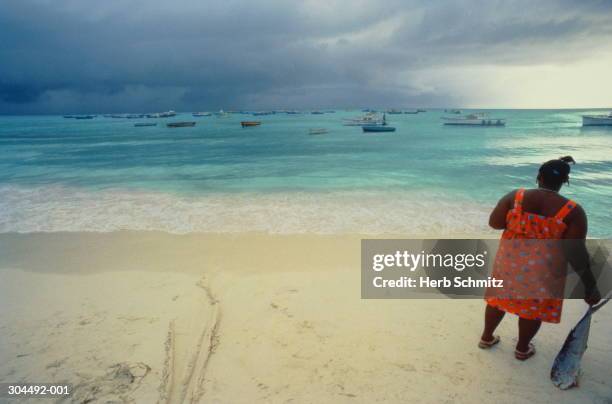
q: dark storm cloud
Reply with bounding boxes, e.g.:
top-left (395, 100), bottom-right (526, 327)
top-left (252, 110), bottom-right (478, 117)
top-left (1, 0), bottom-right (611, 113)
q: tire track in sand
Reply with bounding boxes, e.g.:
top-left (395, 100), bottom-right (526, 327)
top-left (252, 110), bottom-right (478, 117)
top-left (158, 276), bottom-right (220, 404)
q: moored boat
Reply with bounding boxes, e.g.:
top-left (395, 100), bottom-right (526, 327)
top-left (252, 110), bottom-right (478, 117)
top-left (442, 113), bottom-right (505, 126)
top-left (159, 110), bottom-right (177, 118)
top-left (74, 115), bottom-right (95, 120)
top-left (193, 112), bottom-right (212, 117)
top-left (343, 112), bottom-right (386, 126)
top-left (362, 125), bottom-right (396, 132)
top-left (582, 112), bottom-right (612, 126)
top-left (167, 121), bottom-right (196, 128)
top-left (309, 128), bottom-right (328, 135)
top-left (241, 121), bottom-right (261, 127)
top-left (134, 123), bottom-right (157, 127)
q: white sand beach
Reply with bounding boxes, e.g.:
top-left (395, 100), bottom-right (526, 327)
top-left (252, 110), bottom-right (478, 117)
top-left (0, 232), bottom-right (610, 403)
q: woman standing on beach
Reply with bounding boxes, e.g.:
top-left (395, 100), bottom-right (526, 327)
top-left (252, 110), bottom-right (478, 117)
top-left (479, 156), bottom-right (600, 360)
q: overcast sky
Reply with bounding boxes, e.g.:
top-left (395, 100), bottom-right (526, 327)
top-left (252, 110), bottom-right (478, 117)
top-left (1, 0), bottom-right (612, 113)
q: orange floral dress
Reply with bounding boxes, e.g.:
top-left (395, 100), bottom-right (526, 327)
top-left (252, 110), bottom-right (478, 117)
top-left (485, 188), bottom-right (577, 323)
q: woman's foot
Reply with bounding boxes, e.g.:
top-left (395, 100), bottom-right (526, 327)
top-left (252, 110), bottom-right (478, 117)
top-left (515, 343), bottom-right (536, 360)
top-left (478, 335), bottom-right (501, 349)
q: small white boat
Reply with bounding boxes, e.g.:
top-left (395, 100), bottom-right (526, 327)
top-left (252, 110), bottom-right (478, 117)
top-left (582, 112), bottom-right (612, 126)
top-left (193, 112), bottom-right (212, 117)
top-left (442, 113), bottom-right (505, 126)
top-left (309, 128), bottom-right (328, 135)
top-left (343, 112), bottom-right (387, 126)
top-left (159, 110), bottom-right (177, 118)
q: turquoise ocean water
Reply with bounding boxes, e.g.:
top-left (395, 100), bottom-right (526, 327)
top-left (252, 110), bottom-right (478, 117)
top-left (0, 110), bottom-right (610, 236)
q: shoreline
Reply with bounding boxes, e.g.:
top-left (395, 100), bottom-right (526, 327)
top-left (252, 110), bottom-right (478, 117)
top-left (1, 231), bottom-right (611, 402)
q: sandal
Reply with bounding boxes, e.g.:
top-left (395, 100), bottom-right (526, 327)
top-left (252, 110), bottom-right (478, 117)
top-left (515, 343), bottom-right (536, 361)
top-left (478, 335), bottom-right (501, 349)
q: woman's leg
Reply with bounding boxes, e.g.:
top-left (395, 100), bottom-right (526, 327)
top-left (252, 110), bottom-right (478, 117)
top-left (481, 304), bottom-right (505, 342)
top-left (516, 318), bottom-right (541, 352)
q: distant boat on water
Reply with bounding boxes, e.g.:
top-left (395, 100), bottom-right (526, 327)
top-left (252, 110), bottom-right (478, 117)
top-left (445, 109), bottom-right (461, 114)
top-left (386, 109), bottom-right (403, 114)
top-left (442, 113), bottom-right (505, 126)
top-left (343, 112), bottom-right (387, 126)
top-left (403, 109), bottom-right (418, 114)
top-left (363, 125), bottom-right (395, 132)
top-left (74, 115), bottom-right (95, 120)
top-left (167, 121), bottom-right (196, 128)
top-left (241, 121), bottom-right (261, 127)
top-left (193, 112), bottom-right (212, 117)
top-left (309, 128), bottom-right (328, 135)
top-left (311, 111), bottom-right (324, 115)
top-left (582, 112), bottom-right (612, 126)
top-left (252, 111), bottom-right (273, 116)
top-left (134, 123), bottom-right (157, 127)
top-left (159, 110), bottom-right (177, 118)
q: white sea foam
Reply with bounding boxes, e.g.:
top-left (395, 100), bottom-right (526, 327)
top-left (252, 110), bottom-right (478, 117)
top-left (0, 185), bottom-right (494, 236)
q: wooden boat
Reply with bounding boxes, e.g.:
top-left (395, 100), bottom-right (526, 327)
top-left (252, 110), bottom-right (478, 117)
top-left (134, 123), bottom-right (157, 127)
top-left (167, 121), bottom-right (196, 128)
top-left (362, 125), bottom-right (396, 132)
top-left (241, 121), bottom-right (261, 127)
top-left (309, 128), bottom-right (328, 135)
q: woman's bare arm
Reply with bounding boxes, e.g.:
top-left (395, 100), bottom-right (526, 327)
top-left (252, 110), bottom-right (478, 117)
top-left (489, 190), bottom-right (515, 230)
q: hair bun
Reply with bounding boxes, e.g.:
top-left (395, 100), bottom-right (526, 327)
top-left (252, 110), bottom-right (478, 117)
top-left (559, 156), bottom-right (576, 164)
